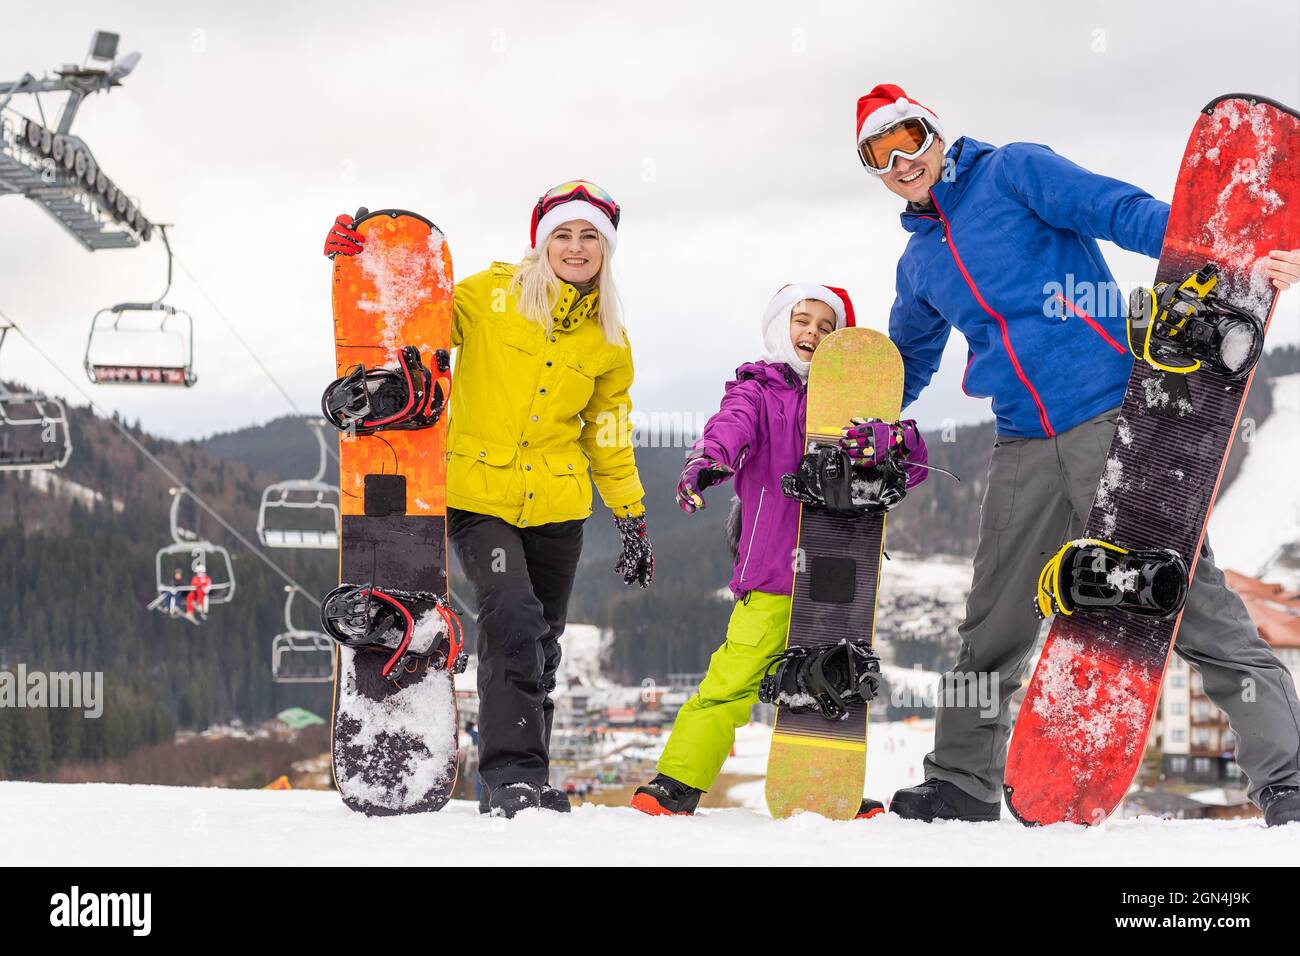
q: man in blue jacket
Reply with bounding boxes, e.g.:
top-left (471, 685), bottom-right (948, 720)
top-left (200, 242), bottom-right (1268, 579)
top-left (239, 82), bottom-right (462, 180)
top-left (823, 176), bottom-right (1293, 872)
top-left (859, 83), bottom-right (1300, 825)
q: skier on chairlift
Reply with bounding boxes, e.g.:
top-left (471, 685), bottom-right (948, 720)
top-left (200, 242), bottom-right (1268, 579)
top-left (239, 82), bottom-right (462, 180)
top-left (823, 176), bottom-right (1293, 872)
top-left (186, 564), bottom-right (211, 621)
top-left (163, 567), bottom-right (185, 618)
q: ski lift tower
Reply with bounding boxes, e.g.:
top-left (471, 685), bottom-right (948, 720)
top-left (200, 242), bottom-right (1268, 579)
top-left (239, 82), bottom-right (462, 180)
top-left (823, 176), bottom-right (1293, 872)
top-left (0, 31), bottom-right (153, 251)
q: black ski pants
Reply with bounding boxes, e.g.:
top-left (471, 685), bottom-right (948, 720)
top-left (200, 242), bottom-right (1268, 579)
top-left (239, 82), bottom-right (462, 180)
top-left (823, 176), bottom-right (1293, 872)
top-left (448, 507), bottom-right (585, 790)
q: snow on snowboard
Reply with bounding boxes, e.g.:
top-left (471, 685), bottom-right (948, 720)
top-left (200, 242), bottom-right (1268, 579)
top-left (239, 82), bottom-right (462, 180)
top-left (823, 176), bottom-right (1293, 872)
top-left (1004, 94), bottom-right (1300, 826)
top-left (763, 327), bottom-right (904, 819)
top-left (321, 208), bottom-right (465, 815)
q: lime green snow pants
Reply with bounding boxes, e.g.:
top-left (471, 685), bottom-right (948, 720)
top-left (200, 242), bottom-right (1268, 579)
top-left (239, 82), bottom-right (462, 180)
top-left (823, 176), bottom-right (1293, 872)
top-left (657, 591), bottom-right (791, 791)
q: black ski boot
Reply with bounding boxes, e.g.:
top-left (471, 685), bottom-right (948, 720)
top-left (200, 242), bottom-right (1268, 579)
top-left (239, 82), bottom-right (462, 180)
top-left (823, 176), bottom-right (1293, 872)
top-left (540, 785), bottom-right (573, 813)
top-left (889, 779), bottom-right (1001, 822)
top-left (631, 774), bottom-right (703, 816)
top-left (480, 783), bottom-right (572, 813)
top-left (487, 782), bottom-right (541, 818)
top-left (856, 797), bottom-right (885, 819)
top-left (1262, 785), bottom-right (1300, 826)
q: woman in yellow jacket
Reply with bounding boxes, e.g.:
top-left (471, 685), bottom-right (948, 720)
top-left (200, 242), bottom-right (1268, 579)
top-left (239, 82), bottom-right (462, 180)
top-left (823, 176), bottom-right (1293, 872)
top-left (327, 181), bottom-right (653, 818)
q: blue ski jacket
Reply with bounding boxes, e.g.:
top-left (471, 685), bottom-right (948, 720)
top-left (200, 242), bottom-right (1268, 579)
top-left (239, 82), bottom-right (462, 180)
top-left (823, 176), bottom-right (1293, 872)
top-left (890, 136), bottom-right (1170, 438)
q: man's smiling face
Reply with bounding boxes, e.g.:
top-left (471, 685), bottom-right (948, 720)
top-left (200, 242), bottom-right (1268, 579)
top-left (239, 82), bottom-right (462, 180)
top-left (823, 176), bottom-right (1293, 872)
top-left (880, 136), bottom-right (946, 204)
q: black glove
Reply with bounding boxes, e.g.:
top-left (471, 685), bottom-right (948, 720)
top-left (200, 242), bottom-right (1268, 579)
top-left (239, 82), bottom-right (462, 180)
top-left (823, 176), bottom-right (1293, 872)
top-left (613, 515), bottom-right (655, 589)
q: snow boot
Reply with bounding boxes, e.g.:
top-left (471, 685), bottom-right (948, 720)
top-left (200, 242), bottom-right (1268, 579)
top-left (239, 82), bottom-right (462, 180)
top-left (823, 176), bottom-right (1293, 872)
top-left (856, 797), bottom-right (885, 819)
top-left (889, 778), bottom-right (1001, 822)
top-left (540, 785), bottom-right (573, 813)
top-left (480, 782), bottom-right (572, 813)
top-left (631, 774), bottom-right (703, 816)
top-left (1262, 785), bottom-right (1300, 826)
top-left (487, 782), bottom-right (541, 818)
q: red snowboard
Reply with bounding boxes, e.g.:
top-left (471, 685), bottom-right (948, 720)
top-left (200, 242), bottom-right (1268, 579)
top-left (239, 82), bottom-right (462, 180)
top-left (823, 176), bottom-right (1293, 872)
top-left (1004, 94), bottom-right (1300, 826)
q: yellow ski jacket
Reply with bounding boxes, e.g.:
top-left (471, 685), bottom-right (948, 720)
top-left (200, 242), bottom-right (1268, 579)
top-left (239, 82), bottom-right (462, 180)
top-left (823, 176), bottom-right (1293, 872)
top-left (447, 262), bottom-right (645, 527)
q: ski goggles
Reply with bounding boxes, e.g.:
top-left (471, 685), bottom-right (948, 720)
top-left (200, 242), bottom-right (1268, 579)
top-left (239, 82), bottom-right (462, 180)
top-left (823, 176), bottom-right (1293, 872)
top-left (535, 180), bottom-right (621, 228)
top-left (857, 117), bottom-right (936, 174)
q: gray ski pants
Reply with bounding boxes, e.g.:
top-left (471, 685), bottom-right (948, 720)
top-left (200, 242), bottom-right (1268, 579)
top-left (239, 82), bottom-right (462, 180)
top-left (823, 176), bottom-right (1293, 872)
top-left (925, 407), bottom-right (1300, 806)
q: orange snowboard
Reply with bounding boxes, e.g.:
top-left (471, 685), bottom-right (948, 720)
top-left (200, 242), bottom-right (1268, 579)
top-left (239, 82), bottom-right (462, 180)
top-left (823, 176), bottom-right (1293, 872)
top-left (327, 209), bottom-right (459, 815)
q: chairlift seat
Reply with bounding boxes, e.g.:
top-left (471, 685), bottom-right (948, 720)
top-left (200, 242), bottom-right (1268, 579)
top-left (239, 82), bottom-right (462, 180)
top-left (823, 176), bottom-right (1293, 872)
top-left (85, 302), bottom-right (197, 387)
top-left (271, 588), bottom-right (335, 684)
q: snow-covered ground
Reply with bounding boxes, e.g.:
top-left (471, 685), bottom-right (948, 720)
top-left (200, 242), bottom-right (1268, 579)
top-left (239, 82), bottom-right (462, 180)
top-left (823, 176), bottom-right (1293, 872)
top-left (1209, 372), bottom-right (1300, 578)
top-left (5, 720), bottom-right (1294, 866)
top-left (3, 778), bottom-right (1292, 866)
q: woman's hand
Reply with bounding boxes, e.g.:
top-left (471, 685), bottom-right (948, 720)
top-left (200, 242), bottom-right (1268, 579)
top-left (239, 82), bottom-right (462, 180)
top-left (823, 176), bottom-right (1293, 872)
top-left (324, 213), bottom-right (365, 259)
top-left (613, 515), bottom-right (655, 588)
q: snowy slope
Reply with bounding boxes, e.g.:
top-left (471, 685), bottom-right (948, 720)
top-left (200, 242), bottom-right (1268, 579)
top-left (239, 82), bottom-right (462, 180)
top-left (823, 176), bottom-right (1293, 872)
top-left (2, 778), bottom-right (1293, 866)
top-left (1208, 373), bottom-right (1300, 577)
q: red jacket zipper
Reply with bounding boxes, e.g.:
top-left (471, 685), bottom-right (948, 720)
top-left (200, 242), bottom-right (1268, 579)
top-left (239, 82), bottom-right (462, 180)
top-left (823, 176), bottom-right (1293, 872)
top-left (1054, 293), bottom-right (1127, 355)
top-left (929, 194), bottom-right (1056, 438)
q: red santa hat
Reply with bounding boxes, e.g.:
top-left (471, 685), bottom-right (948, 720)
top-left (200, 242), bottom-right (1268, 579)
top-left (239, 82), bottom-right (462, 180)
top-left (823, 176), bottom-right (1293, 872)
top-left (856, 84), bottom-right (945, 145)
top-left (764, 284), bottom-right (856, 331)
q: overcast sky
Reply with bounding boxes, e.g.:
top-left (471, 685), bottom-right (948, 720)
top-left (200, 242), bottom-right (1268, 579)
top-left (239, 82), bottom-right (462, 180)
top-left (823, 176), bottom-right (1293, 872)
top-left (2, 0), bottom-right (1298, 446)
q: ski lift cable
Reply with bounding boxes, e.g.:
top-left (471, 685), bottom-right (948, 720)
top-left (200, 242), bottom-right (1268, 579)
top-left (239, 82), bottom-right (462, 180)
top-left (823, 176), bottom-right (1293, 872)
top-left (168, 248), bottom-right (340, 466)
top-left (0, 304), bottom-right (323, 608)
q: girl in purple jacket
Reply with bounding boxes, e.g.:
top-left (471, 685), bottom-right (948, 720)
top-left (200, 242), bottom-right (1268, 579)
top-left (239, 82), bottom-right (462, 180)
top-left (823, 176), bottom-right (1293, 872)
top-left (632, 284), bottom-right (930, 816)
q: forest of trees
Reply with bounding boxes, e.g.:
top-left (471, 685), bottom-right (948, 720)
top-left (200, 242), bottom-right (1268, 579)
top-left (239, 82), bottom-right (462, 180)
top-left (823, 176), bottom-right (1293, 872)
top-left (0, 411), bottom-right (338, 779)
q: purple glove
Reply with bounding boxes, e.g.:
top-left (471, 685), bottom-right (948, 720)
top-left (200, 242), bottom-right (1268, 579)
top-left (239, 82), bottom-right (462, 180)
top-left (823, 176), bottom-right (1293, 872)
top-left (894, 419), bottom-right (929, 489)
top-left (839, 418), bottom-right (896, 467)
top-left (840, 418), bottom-right (929, 489)
top-left (675, 453), bottom-right (733, 514)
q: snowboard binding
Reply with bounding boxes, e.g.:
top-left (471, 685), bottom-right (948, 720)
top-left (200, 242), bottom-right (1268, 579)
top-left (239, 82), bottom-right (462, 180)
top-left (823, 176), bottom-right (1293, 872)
top-left (759, 639), bottom-right (882, 720)
top-left (1126, 263), bottom-right (1264, 381)
top-left (320, 584), bottom-right (466, 682)
top-left (781, 443), bottom-right (908, 516)
top-left (1034, 538), bottom-right (1189, 621)
top-left (321, 345), bottom-right (452, 436)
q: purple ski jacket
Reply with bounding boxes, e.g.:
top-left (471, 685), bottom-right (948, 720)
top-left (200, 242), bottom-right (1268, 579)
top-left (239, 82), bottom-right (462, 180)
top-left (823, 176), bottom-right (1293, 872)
top-left (693, 361), bottom-right (808, 599)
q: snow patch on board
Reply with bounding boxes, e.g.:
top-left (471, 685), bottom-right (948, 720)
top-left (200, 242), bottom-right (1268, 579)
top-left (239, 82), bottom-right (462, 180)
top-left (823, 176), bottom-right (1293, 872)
top-left (1140, 375), bottom-right (1193, 416)
top-left (1200, 100), bottom-right (1284, 275)
top-left (334, 646), bottom-right (456, 810)
top-left (1030, 636), bottom-right (1152, 776)
top-left (357, 226), bottom-right (446, 355)
top-left (426, 229), bottom-right (454, 295)
top-left (1093, 456), bottom-right (1128, 538)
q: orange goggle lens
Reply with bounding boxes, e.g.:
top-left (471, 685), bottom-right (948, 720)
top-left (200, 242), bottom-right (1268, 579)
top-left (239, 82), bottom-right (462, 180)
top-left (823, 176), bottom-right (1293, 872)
top-left (858, 118), bottom-right (933, 173)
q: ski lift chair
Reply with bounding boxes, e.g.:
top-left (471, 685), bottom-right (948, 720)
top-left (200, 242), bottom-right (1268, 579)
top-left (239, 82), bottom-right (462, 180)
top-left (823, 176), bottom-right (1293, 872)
top-left (84, 302), bottom-right (197, 386)
top-left (271, 587), bottom-right (335, 684)
top-left (257, 420), bottom-right (340, 549)
top-left (83, 224), bottom-right (197, 387)
top-left (0, 325), bottom-right (72, 471)
top-left (146, 489), bottom-right (236, 622)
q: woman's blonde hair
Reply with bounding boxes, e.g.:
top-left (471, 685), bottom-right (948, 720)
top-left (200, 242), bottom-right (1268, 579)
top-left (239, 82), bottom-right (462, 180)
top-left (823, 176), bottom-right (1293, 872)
top-left (509, 232), bottom-right (625, 346)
